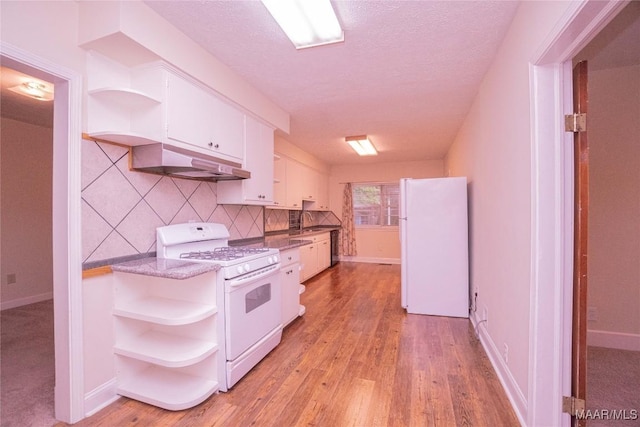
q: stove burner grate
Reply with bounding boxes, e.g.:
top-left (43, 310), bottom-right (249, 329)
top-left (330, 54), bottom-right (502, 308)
top-left (179, 246), bottom-right (270, 261)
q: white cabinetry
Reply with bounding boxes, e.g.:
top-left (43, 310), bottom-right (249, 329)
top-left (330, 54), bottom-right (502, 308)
top-left (274, 155), bottom-right (330, 210)
top-left (86, 53), bottom-right (244, 164)
top-left (156, 66), bottom-right (244, 162)
top-left (285, 159), bottom-right (305, 209)
top-left (113, 271), bottom-right (223, 410)
top-left (310, 170), bottom-right (330, 211)
top-left (280, 248), bottom-right (302, 326)
top-left (217, 116), bottom-right (275, 205)
top-left (299, 232), bottom-right (331, 282)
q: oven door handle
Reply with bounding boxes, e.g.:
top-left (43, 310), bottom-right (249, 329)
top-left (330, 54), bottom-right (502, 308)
top-left (227, 264), bottom-right (280, 288)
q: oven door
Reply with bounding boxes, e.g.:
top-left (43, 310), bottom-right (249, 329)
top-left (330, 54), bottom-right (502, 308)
top-left (225, 263), bottom-right (281, 361)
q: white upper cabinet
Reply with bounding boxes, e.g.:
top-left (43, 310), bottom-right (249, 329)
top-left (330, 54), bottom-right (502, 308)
top-left (164, 72), bottom-right (244, 162)
top-left (217, 115), bottom-right (275, 205)
top-left (273, 154), bottom-right (330, 211)
top-left (86, 53), bottom-right (244, 164)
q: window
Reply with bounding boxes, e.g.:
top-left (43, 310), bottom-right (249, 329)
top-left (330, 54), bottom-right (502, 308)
top-left (352, 183), bottom-right (399, 227)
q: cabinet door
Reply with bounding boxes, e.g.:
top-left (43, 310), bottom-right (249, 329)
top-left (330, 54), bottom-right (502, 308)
top-left (299, 244), bottom-right (318, 282)
top-left (166, 74), bottom-right (210, 147)
top-left (217, 117), bottom-right (274, 205)
top-left (281, 263), bottom-right (300, 326)
top-left (210, 96), bottom-right (244, 161)
top-left (243, 117), bottom-right (274, 203)
top-left (285, 160), bottom-right (305, 209)
top-left (300, 165), bottom-right (317, 201)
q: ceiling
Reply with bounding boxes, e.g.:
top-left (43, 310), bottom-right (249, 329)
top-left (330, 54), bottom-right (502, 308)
top-left (0, 66), bottom-right (54, 128)
top-left (144, 0), bottom-right (520, 165)
top-left (2, 1), bottom-right (638, 166)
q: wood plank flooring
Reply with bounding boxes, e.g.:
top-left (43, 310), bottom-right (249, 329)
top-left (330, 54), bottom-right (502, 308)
top-left (59, 262), bottom-right (519, 426)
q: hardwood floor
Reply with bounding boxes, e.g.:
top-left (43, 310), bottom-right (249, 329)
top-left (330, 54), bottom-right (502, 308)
top-left (60, 262), bottom-right (519, 426)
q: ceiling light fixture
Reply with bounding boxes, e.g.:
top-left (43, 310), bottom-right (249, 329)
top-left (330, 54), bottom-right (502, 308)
top-left (346, 135), bottom-right (377, 156)
top-left (261, 0), bottom-right (344, 49)
top-left (8, 80), bottom-right (54, 101)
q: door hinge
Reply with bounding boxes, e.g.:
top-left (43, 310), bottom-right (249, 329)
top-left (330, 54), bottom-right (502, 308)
top-left (565, 113), bottom-right (587, 132)
top-left (562, 396), bottom-right (586, 416)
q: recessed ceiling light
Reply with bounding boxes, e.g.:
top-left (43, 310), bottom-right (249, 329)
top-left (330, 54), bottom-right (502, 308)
top-left (261, 0), bottom-right (344, 49)
top-left (8, 80), bottom-right (54, 101)
top-left (346, 135), bottom-right (377, 156)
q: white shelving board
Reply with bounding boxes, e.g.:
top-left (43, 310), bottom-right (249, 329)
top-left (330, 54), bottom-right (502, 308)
top-left (117, 366), bottom-right (218, 411)
top-left (114, 330), bottom-right (219, 368)
top-left (88, 87), bottom-right (161, 107)
top-left (114, 296), bottom-right (217, 326)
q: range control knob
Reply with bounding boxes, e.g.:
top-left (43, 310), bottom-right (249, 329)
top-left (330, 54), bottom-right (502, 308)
top-left (236, 266), bottom-right (244, 274)
top-left (244, 263), bottom-right (251, 272)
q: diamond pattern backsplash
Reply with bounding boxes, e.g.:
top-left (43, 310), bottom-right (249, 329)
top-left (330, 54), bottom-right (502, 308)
top-left (82, 139), bottom-right (264, 265)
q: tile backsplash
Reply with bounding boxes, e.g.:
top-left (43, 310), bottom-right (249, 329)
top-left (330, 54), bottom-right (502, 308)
top-left (265, 208), bottom-right (341, 232)
top-left (82, 139), bottom-right (263, 266)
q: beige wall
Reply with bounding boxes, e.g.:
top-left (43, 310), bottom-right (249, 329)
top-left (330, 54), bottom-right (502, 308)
top-left (588, 64), bottom-right (640, 343)
top-left (0, 118), bottom-right (53, 308)
top-left (444, 0), bottom-right (576, 407)
top-left (331, 160), bottom-right (444, 262)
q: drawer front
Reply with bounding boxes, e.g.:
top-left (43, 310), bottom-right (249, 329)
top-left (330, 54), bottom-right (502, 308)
top-left (280, 248), bottom-right (300, 266)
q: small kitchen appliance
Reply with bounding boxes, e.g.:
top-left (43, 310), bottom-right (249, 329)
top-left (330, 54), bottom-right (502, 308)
top-left (156, 222), bottom-right (282, 390)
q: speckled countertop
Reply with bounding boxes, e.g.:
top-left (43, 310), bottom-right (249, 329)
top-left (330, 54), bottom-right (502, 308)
top-left (111, 257), bottom-right (220, 280)
top-left (231, 227), bottom-right (340, 251)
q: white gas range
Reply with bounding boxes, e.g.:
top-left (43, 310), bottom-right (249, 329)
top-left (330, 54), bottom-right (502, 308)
top-left (156, 222), bottom-right (282, 390)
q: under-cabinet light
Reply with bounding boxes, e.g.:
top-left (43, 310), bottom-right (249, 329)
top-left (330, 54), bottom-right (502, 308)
top-left (261, 0), bottom-right (344, 49)
top-left (346, 135), bottom-right (377, 156)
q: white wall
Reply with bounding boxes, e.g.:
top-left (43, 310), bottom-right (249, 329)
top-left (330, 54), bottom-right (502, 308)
top-left (0, 118), bottom-right (53, 309)
top-left (444, 0), bottom-right (577, 418)
top-left (588, 64), bottom-right (640, 349)
top-left (331, 160), bottom-right (443, 262)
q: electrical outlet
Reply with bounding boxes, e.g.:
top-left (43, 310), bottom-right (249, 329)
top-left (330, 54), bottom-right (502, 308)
top-left (587, 306), bottom-right (598, 322)
top-left (503, 343), bottom-right (509, 363)
top-left (6, 273), bottom-right (17, 285)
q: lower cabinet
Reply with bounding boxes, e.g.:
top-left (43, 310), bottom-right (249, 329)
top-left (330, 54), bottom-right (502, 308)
top-left (113, 271), bottom-right (223, 410)
top-left (280, 248), bottom-right (301, 326)
top-left (299, 232), bottom-right (331, 282)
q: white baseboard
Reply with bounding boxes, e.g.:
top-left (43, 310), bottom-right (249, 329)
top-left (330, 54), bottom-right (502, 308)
top-left (339, 256), bottom-right (400, 265)
top-left (0, 292), bottom-right (53, 311)
top-left (84, 378), bottom-right (120, 417)
top-left (470, 313), bottom-right (527, 426)
top-left (588, 329), bottom-right (640, 351)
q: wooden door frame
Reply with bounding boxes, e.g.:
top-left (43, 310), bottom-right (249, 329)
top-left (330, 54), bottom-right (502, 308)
top-left (528, 1), bottom-right (629, 426)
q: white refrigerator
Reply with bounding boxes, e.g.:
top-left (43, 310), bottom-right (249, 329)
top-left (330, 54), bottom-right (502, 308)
top-left (400, 177), bottom-right (469, 317)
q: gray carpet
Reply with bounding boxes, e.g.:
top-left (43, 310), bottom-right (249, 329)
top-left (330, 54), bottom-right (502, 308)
top-left (1, 299), bottom-right (56, 427)
top-left (587, 346), bottom-right (640, 426)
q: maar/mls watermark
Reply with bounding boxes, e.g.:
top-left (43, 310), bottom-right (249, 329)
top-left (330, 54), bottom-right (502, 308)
top-left (576, 409), bottom-right (638, 421)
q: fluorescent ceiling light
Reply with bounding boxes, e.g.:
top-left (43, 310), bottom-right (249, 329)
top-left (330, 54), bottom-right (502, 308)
top-left (261, 0), bottom-right (344, 49)
top-left (8, 80), bottom-right (54, 101)
top-left (346, 135), bottom-right (377, 156)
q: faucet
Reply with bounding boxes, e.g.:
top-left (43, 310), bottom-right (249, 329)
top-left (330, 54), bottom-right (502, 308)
top-left (300, 210), bottom-right (313, 231)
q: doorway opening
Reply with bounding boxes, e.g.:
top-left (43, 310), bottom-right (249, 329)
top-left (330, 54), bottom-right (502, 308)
top-left (0, 43), bottom-right (84, 423)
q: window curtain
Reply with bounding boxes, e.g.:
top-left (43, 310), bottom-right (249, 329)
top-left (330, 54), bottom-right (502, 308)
top-left (341, 183), bottom-right (357, 256)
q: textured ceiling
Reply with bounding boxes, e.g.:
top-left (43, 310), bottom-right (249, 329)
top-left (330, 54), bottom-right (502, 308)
top-left (0, 66), bottom-right (54, 128)
top-left (3, 1), bottom-right (638, 166)
top-left (144, 0), bottom-right (521, 165)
